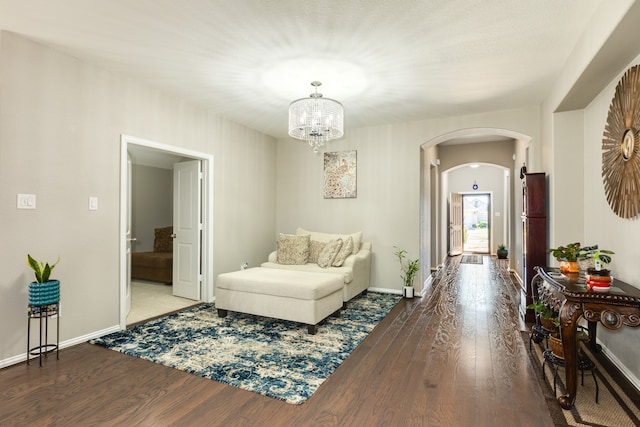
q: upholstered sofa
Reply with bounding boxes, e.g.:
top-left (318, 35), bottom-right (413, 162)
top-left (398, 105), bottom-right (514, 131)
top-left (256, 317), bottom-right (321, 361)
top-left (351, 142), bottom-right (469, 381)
top-left (131, 226), bottom-right (173, 284)
top-left (260, 227), bottom-right (371, 305)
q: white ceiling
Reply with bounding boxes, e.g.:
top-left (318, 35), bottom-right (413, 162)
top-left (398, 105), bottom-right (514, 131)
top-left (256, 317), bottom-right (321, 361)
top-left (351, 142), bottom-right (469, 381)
top-left (0, 0), bottom-right (603, 140)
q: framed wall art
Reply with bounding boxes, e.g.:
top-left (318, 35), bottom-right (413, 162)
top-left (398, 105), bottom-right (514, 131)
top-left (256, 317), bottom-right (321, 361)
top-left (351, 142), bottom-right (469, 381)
top-left (323, 150), bottom-right (357, 199)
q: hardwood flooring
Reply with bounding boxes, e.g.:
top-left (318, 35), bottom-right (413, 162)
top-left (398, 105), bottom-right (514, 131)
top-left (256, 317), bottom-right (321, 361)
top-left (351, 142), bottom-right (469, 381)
top-left (0, 256), bottom-right (553, 426)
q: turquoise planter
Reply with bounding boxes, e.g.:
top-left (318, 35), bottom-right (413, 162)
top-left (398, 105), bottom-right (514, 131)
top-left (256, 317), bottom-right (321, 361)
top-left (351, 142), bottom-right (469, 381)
top-left (28, 280), bottom-right (60, 306)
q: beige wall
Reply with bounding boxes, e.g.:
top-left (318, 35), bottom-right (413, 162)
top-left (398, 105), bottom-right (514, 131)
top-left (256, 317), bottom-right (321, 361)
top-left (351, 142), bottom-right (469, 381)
top-left (540, 0), bottom-right (640, 388)
top-left (0, 32), bottom-right (277, 365)
top-left (581, 56), bottom-right (640, 384)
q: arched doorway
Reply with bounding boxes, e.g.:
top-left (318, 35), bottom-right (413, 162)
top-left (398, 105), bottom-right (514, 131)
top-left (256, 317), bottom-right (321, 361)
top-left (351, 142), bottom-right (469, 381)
top-left (420, 128), bottom-right (532, 286)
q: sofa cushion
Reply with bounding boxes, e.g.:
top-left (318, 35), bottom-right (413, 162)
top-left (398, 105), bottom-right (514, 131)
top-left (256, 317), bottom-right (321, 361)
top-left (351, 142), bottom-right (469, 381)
top-left (309, 240), bottom-right (327, 263)
top-left (276, 233), bottom-right (310, 265)
top-left (332, 236), bottom-right (354, 267)
top-left (131, 251), bottom-right (173, 268)
top-left (297, 227), bottom-right (362, 255)
top-left (154, 226), bottom-right (173, 252)
top-left (317, 238), bottom-right (343, 268)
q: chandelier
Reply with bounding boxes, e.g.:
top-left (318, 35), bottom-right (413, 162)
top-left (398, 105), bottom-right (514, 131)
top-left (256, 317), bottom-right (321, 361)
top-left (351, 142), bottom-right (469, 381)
top-left (288, 81), bottom-right (344, 153)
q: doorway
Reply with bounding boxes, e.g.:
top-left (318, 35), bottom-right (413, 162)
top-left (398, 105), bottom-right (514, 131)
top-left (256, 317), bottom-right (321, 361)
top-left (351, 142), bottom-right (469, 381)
top-left (119, 135), bottom-right (214, 329)
top-left (463, 193), bottom-right (490, 253)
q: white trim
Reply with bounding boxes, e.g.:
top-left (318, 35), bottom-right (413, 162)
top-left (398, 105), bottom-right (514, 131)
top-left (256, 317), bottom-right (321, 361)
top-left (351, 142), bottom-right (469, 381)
top-left (421, 274), bottom-right (435, 297)
top-left (368, 287), bottom-right (402, 295)
top-left (119, 134), bottom-right (214, 331)
top-left (0, 325), bottom-right (120, 369)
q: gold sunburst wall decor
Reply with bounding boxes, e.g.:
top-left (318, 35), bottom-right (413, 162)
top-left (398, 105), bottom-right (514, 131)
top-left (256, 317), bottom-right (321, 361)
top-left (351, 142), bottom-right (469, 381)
top-left (602, 65), bottom-right (640, 219)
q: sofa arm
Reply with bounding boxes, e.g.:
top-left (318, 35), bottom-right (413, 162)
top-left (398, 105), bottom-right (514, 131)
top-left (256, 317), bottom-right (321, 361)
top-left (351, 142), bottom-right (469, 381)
top-left (341, 247), bottom-right (371, 301)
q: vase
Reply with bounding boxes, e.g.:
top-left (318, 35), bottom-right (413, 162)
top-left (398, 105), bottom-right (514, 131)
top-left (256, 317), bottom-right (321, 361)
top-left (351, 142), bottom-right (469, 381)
top-left (559, 261), bottom-right (578, 273)
top-left (403, 286), bottom-right (414, 298)
top-left (540, 316), bottom-right (558, 332)
top-left (549, 335), bottom-right (564, 359)
top-left (28, 280), bottom-right (60, 306)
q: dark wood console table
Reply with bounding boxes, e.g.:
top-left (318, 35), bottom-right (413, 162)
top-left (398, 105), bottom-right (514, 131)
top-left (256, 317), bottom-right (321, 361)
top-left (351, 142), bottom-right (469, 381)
top-left (534, 266), bottom-right (640, 409)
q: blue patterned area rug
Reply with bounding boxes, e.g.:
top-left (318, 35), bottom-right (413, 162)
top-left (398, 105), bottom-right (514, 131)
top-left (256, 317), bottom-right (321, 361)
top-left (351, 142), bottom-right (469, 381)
top-left (90, 292), bottom-right (400, 404)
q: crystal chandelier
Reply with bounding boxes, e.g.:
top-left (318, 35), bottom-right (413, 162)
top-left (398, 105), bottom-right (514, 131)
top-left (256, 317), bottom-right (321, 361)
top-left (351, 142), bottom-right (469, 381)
top-left (288, 81), bottom-right (344, 153)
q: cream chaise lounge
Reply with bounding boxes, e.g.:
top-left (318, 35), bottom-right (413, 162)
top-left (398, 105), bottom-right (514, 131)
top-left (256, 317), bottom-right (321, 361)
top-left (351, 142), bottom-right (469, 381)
top-left (260, 228), bottom-right (372, 307)
top-left (215, 268), bottom-right (343, 334)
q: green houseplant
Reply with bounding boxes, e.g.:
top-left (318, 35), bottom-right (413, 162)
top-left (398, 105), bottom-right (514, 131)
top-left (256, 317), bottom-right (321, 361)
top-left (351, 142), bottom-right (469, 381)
top-left (27, 254), bottom-right (60, 306)
top-left (578, 245), bottom-right (614, 272)
top-left (497, 244), bottom-right (508, 259)
top-left (547, 242), bottom-right (583, 273)
top-left (526, 299), bottom-right (558, 332)
top-left (393, 246), bottom-right (419, 298)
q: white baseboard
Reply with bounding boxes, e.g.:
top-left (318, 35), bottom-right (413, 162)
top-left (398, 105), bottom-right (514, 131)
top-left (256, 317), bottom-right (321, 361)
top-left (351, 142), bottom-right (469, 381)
top-left (0, 324), bottom-right (121, 369)
top-left (368, 287), bottom-right (402, 295)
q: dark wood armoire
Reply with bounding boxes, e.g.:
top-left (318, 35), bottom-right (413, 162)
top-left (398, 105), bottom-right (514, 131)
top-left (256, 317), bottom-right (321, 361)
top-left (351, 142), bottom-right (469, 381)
top-left (520, 173), bottom-right (547, 322)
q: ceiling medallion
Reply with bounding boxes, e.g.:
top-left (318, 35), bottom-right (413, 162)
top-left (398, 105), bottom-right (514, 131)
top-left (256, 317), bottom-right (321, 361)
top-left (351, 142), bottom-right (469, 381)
top-left (602, 65), bottom-right (640, 219)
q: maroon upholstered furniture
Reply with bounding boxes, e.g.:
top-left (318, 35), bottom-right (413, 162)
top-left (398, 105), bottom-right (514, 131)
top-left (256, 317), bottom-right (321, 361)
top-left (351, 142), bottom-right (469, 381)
top-left (131, 226), bottom-right (173, 284)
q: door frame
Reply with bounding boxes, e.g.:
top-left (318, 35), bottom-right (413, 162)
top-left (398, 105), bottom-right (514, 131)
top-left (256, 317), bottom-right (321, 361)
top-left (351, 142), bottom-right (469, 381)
top-left (461, 192), bottom-right (492, 253)
top-left (119, 134), bottom-right (214, 329)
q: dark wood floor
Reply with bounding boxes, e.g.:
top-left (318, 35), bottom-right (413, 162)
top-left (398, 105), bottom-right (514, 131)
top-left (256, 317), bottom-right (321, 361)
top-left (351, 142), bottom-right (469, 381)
top-left (0, 256), bottom-right (554, 426)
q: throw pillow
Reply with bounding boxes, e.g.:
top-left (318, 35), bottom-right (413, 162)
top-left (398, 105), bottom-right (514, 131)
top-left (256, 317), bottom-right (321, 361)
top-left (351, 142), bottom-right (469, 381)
top-left (296, 228), bottom-right (362, 255)
top-left (154, 226), bottom-right (173, 252)
top-left (276, 233), bottom-right (310, 265)
top-left (317, 238), bottom-right (343, 268)
top-left (332, 236), bottom-right (354, 267)
top-left (309, 240), bottom-right (327, 263)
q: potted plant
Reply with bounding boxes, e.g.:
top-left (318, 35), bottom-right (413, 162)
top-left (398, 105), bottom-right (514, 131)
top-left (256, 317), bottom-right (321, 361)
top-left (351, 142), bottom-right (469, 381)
top-left (526, 299), bottom-right (558, 332)
top-left (547, 242), bottom-right (582, 273)
top-left (27, 254), bottom-right (60, 306)
top-left (578, 245), bottom-right (614, 272)
top-left (496, 244), bottom-right (508, 259)
top-left (393, 246), bottom-right (419, 298)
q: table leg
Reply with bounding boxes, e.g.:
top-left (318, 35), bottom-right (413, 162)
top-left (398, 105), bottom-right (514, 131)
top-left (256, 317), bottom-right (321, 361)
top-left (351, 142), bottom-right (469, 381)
top-left (558, 300), bottom-right (582, 409)
top-left (587, 320), bottom-right (601, 353)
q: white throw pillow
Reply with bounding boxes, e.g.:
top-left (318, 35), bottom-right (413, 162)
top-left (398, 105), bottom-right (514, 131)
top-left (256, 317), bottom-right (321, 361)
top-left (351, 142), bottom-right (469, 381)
top-left (317, 238), bottom-right (343, 268)
top-left (297, 228), bottom-right (362, 255)
top-left (276, 233), bottom-right (310, 265)
top-left (308, 240), bottom-right (327, 263)
top-left (332, 236), bottom-right (354, 267)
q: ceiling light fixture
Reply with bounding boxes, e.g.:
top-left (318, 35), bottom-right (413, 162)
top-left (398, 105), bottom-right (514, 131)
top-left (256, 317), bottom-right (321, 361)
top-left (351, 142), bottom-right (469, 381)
top-left (288, 81), bottom-right (344, 153)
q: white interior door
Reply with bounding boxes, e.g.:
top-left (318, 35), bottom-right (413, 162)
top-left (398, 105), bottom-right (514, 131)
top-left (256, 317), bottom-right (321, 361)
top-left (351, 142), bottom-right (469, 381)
top-left (173, 160), bottom-right (201, 300)
top-left (449, 192), bottom-right (463, 256)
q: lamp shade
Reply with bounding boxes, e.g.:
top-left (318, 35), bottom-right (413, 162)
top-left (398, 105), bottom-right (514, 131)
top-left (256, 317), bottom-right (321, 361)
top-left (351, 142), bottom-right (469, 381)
top-left (288, 81), bottom-right (344, 153)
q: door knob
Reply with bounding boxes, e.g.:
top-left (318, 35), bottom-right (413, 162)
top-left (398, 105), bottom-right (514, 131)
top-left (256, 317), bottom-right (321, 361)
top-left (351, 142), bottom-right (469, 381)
top-left (170, 233), bottom-right (177, 238)
top-left (127, 237), bottom-right (137, 242)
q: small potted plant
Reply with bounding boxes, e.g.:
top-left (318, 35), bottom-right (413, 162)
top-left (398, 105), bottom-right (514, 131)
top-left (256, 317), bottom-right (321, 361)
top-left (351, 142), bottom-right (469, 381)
top-left (527, 299), bottom-right (558, 332)
top-left (578, 245), bottom-right (614, 272)
top-left (27, 254), bottom-right (60, 306)
top-left (547, 242), bottom-right (582, 273)
top-left (393, 246), bottom-right (419, 298)
top-left (497, 244), bottom-right (508, 259)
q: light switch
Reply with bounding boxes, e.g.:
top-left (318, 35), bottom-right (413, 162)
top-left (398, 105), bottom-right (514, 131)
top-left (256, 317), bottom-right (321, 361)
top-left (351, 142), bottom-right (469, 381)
top-left (89, 196), bottom-right (98, 211)
top-left (17, 194), bottom-right (36, 210)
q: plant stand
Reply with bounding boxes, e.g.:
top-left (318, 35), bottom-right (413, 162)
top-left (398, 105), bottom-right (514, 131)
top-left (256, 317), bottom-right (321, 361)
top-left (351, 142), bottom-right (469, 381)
top-left (27, 302), bottom-right (59, 367)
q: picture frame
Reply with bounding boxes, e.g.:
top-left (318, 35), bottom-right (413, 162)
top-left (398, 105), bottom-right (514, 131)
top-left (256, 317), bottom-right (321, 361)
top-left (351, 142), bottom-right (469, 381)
top-left (323, 150), bottom-right (357, 199)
